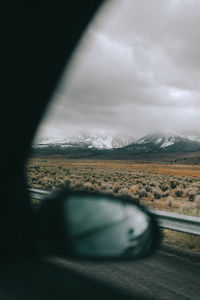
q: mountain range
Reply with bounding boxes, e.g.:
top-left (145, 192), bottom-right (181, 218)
top-left (120, 133), bottom-right (200, 153)
top-left (32, 132), bottom-right (200, 163)
top-left (32, 133), bottom-right (136, 150)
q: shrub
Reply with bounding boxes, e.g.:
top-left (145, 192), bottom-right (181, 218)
top-left (34, 165), bottom-right (40, 172)
top-left (89, 177), bottom-right (95, 184)
top-left (167, 196), bottom-right (174, 207)
top-left (83, 182), bottom-right (93, 192)
top-left (187, 177), bottom-right (194, 183)
top-left (170, 180), bottom-right (178, 189)
top-left (137, 184), bottom-right (143, 190)
top-left (129, 185), bottom-right (138, 195)
top-left (113, 182), bottom-right (120, 193)
top-left (182, 182), bottom-right (186, 188)
top-left (73, 181), bottom-right (84, 190)
top-left (146, 192), bottom-right (153, 199)
top-left (187, 188), bottom-right (199, 201)
top-left (195, 195), bottom-right (200, 202)
top-left (145, 185), bottom-right (152, 192)
top-left (136, 179), bottom-right (142, 184)
top-left (142, 180), bottom-right (148, 187)
top-left (162, 190), bottom-right (170, 197)
top-left (137, 188), bottom-right (147, 198)
top-left (194, 195), bottom-right (200, 210)
top-left (101, 189), bottom-right (113, 196)
top-left (152, 188), bottom-right (162, 199)
top-left (118, 188), bottom-right (131, 199)
top-left (149, 181), bottom-right (157, 187)
top-left (174, 188), bottom-right (184, 197)
top-left (64, 178), bottom-right (71, 187)
top-left (31, 176), bottom-right (38, 182)
top-left (101, 182), bottom-right (112, 190)
top-left (92, 183), bottom-right (100, 192)
top-left (160, 185), bottom-right (169, 192)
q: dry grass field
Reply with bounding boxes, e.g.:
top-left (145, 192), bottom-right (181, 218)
top-left (26, 156), bottom-right (200, 252)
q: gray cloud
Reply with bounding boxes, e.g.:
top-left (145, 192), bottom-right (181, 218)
top-left (35, 0), bottom-right (200, 141)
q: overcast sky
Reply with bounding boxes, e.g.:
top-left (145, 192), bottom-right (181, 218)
top-left (35, 0), bottom-right (200, 142)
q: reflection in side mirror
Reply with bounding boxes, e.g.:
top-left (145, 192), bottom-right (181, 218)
top-left (65, 194), bottom-right (153, 258)
top-left (38, 191), bottom-right (160, 260)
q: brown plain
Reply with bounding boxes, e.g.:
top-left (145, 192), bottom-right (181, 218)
top-left (26, 156), bottom-right (200, 253)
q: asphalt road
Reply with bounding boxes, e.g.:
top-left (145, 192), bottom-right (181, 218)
top-left (48, 245), bottom-right (200, 300)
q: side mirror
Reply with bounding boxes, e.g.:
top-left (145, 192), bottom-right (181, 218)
top-left (37, 190), bottom-right (160, 260)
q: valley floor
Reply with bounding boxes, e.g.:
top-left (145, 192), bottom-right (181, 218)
top-left (26, 156), bottom-right (200, 252)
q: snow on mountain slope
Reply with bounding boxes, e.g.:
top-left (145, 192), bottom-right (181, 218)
top-left (160, 137), bottom-right (176, 148)
top-left (122, 132), bottom-right (200, 153)
top-left (136, 131), bottom-right (200, 147)
top-left (32, 131), bottom-right (200, 154)
top-left (33, 133), bottom-right (136, 150)
top-left (137, 134), bottom-right (178, 148)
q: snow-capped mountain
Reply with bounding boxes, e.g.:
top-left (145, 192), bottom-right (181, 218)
top-left (32, 133), bottom-right (136, 150)
top-left (121, 132), bottom-right (200, 153)
top-left (32, 131), bottom-right (200, 160)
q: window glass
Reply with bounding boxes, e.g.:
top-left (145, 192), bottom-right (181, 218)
top-left (27, 0), bottom-right (200, 253)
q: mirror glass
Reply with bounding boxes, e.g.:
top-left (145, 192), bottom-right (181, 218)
top-left (63, 194), bottom-right (153, 258)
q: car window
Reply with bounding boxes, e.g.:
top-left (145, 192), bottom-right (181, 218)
top-left (27, 0), bottom-right (200, 254)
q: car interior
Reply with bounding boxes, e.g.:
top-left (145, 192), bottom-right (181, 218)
top-left (3, 1), bottom-right (192, 299)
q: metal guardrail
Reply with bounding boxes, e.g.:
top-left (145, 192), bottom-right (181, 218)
top-left (29, 188), bottom-right (50, 200)
top-left (150, 209), bottom-right (200, 237)
top-left (29, 188), bottom-right (200, 237)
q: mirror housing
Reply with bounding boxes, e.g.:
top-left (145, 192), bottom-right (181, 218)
top-left (36, 189), bottom-right (160, 260)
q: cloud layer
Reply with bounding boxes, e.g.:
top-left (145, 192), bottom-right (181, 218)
top-left (35, 0), bottom-right (200, 141)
